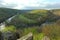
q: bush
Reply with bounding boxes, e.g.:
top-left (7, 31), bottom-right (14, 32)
top-left (42, 23), bottom-right (60, 40)
top-left (2, 25), bottom-right (16, 32)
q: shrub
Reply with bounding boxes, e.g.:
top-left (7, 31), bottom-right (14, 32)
top-left (2, 25), bottom-right (16, 32)
top-left (42, 23), bottom-right (60, 40)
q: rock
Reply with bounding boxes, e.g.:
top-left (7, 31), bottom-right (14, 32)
top-left (2, 31), bottom-right (19, 40)
top-left (26, 36), bottom-right (33, 40)
top-left (17, 33), bottom-right (33, 40)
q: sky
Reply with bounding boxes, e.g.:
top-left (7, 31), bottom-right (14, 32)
top-left (0, 0), bottom-right (60, 10)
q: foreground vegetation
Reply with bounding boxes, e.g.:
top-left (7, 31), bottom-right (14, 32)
top-left (0, 8), bottom-right (60, 40)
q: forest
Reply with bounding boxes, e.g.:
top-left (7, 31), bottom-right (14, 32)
top-left (0, 8), bottom-right (60, 40)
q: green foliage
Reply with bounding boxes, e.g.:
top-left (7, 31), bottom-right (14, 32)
top-left (0, 8), bottom-right (18, 23)
top-left (10, 10), bottom-right (50, 28)
top-left (1, 9), bottom-right (60, 40)
top-left (22, 27), bottom-right (38, 35)
top-left (29, 10), bottom-right (48, 14)
top-left (18, 27), bottom-right (44, 40)
top-left (42, 23), bottom-right (60, 40)
top-left (2, 25), bottom-right (16, 32)
top-left (33, 33), bottom-right (44, 40)
top-left (18, 15), bottom-right (37, 23)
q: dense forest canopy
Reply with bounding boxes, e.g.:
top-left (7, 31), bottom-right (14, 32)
top-left (0, 8), bottom-right (20, 23)
top-left (0, 8), bottom-right (60, 40)
top-left (8, 9), bottom-right (60, 28)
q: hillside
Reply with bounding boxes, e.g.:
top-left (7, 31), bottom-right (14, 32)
top-left (51, 9), bottom-right (60, 16)
top-left (8, 9), bottom-right (60, 28)
top-left (1, 9), bottom-right (60, 40)
top-left (9, 10), bottom-right (49, 28)
top-left (0, 8), bottom-right (19, 23)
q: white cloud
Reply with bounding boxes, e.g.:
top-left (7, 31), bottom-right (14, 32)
top-left (0, 0), bottom-right (60, 9)
top-left (1, 0), bottom-right (46, 9)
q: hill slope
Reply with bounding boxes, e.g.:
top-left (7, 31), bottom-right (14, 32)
top-left (0, 8), bottom-right (19, 23)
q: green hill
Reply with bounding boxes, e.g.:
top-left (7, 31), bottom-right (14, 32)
top-left (9, 10), bottom-right (50, 28)
top-left (1, 8), bottom-right (60, 40)
top-left (9, 9), bottom-right (60, 28)
top-left (0, 8), bottom-right (19, 23)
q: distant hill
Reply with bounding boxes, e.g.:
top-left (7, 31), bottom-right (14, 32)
top-left (51, 9), bottom-right (60, 16)
top-left (8, 9), bottom-right (60, 28)
top-left (0, 8), bottom-right (60, 27)
top-left (0, 8), bottom-right (20, 23)
top-left (1, 9), bottom-right (60, 40)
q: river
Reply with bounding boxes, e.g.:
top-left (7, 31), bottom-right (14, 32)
top-left (0, 15), bottom-right (16, 31)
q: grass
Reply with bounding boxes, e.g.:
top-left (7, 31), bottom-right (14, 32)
top-left (22, 27), bottom-right (38, 35)
top-left (21, 27), bottom-right (44, 40)
top-left (19, 15), bottom-right (37, 23)
top-left (29, 10), bottom-right (48, 14)
top-left (2, 25), bottom-right (16, 32)
top-left (33, 33), bottom-right (44, 40)
top-left (42, 23), bottom-right (60, 40)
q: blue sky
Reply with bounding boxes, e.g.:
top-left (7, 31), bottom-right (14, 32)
top-left (0, 0), bottom-right (60, 10)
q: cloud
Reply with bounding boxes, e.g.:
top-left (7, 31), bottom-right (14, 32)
top-left (0, 0), bottom-right (17, 8)
top-left (0, 0), bottom-right (60, 9)
top-left (46, 3), bottom-right (60, 9)
top-left (0, 0), bottom-right (47, 9)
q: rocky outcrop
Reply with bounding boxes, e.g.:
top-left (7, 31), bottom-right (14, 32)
top-left (0, 31), bottom-right (20, 40)
top-left (17, 33), bottom-right (33, 40)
